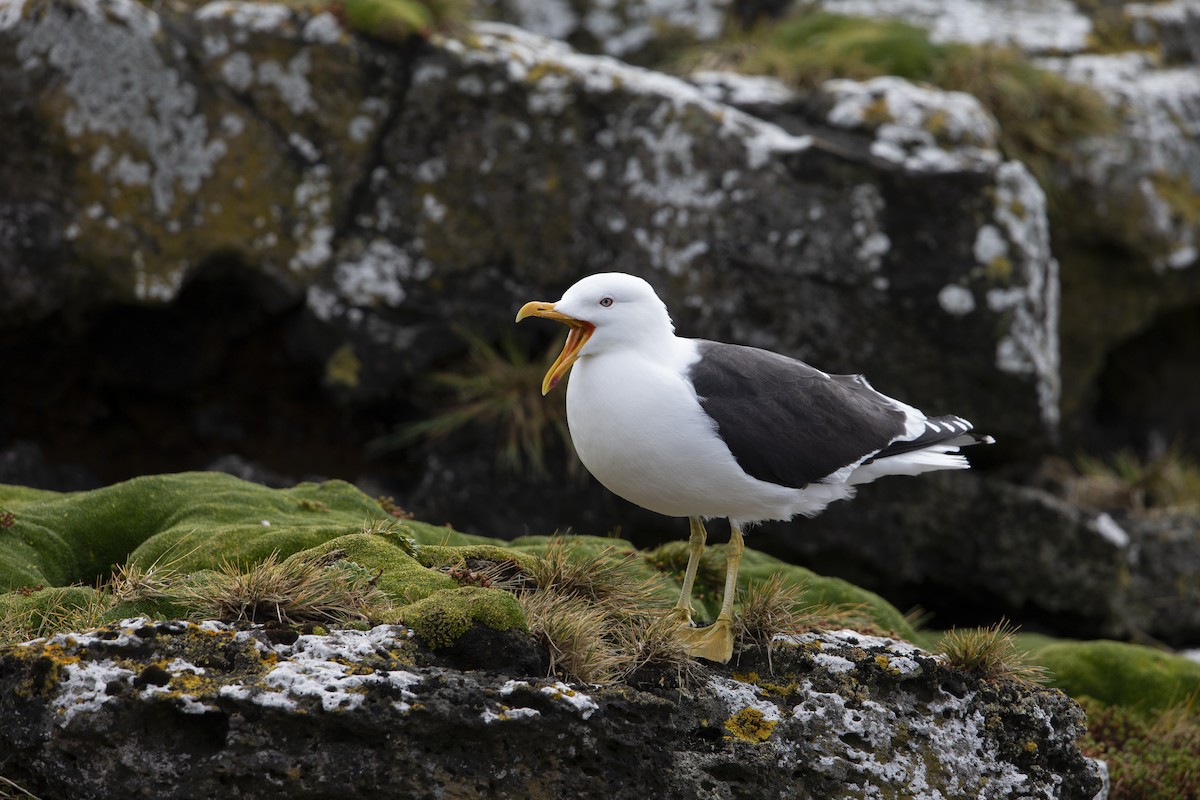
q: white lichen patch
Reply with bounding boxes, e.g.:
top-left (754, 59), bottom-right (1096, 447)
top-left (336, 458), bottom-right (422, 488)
top-left (290, 165), bottom-right (334, 272)
top-left (938, 284), bottom-right (977, 316)
top-left (0, 0), bottom-right (27, 31)
top-left (195, 0), bottom-right (292, 32)
top-left (822, 0), bottom-right (1092, 53)
top-left (1090, 512), bottom-right (1131, 549)
top-left (332, 238), bottom-right (433, 307)
top-left (709, 676), bottom-right (783, 720)
top-left (812, 653), bottom-right (857, 674)
top-left (850, 183), bottom-right (891, 270)
top-left (16, 0), bottom-right (228, 218)
top-left (987, 161), bottom-right (1061, 428)
top-left (788, 681), bottom-right (1038, 797)
top-left (822, 76), bottom-right (1000, 174)
top-left (229, 625), bottom-right (421, 713)
top-left (56, 660), bottom-right (137, 725)
top-left (481, 706), bottom-right (541, 724)
top-left (690, 70), bottom-right (797, 107)
top-left (540, 680), bottom-right (599, 719)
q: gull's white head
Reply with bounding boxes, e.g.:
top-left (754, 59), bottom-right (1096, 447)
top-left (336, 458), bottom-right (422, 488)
top-left (516, 272), bottom-right (674, 394)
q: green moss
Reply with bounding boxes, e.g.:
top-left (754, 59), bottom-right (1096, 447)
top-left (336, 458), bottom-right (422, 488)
top-left (397, 586), bottom-right (528, 649)
top-left (1022, 637), bottom-right (1200, 714)
top-left (0, 472), bottom-right (395, 591)
top-left (291, 534), bottom-right (456, 605)
top-left (416, 543), bottom-right (539, 574)
top-left (723, 706), bottom-right (778, 742)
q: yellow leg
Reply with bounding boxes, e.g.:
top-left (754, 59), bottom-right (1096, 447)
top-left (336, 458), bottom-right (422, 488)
top-left (669, 517), bottom-right (708, 627)
top-left (672, 522), bottom-right (743, 664)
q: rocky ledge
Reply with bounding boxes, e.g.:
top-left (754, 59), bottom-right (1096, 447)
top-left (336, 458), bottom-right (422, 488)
top-left (0, 618), bottom-right (1104, 799)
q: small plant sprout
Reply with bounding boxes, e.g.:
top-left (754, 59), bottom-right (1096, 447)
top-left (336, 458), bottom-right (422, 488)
top-left (369, 329), bottom-right (575, 477)
top-left (361, 516), bottom-right (421, 558)
top-left (937, 618), bottom-right (1049, 686)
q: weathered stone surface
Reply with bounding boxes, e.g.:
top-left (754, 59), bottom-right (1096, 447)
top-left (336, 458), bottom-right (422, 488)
top-left (1, 0), bottom-right (1058, 521)
top-left (753, 470), bottom-right (1200, 646)
top-left (0, 618), bottom-right (1104, 799)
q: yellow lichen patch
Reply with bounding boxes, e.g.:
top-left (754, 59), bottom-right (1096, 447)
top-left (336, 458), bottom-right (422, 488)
top-left (731, 670), bottom-right (800, 700)
top-left (986, 255), bottom-right (1014, 281)
top-left (324, 343), bottom-right (362, 390)
top-left (724, 707), bottom-right (778, 743)
top-left (875, 654), bottom-right (902, 677)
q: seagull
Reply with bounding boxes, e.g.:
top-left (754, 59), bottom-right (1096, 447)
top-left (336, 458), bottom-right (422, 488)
top-left (516, 273), bottom-right (993, 663)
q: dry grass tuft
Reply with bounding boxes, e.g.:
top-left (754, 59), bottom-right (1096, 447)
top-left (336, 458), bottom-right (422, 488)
top-left (179, 551), bottom-right (392, 626)
top-left (517, 540), bottom-right (698, 686)
top-left (1073, 447), bottom-right (1200, 513)
top-left (937, 619), bottom-right (1050, 686)
top-left (735, 573), bottom-right (869, 670)
top-left (518, 590), bottom-right (625, 684)
top-left (528, 539), bottom-right (673, 615)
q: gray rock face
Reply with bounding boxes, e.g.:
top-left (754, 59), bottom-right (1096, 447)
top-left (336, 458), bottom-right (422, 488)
top-left (0, 3), bottom-right (1055, 500)
top-left (0, 618), bottom-right (1103, 799)
top-left (755, 471), bottom-right (1200, 646)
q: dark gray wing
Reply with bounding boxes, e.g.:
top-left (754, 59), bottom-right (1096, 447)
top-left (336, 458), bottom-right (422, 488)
top-left (688, 340), bottom-right (909, 489)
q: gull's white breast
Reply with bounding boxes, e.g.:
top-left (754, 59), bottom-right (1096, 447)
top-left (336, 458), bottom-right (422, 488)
top-left (564, 338), bottom-right (822, 524)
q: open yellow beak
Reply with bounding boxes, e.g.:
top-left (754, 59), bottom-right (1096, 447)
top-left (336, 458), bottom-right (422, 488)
top-left (515, 301), bottom-right (595, 395)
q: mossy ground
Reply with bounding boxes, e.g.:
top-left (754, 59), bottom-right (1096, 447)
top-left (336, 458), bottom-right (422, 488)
top-left (4, 472), bottom-right (1200, 793)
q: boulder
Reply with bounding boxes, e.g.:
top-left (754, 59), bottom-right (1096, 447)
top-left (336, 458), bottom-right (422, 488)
top-left (1, 0), bottom-right (1059, 537)
top-left (750, 471), bottom-right (1200, 646)
top-left (0, 618), bottom-right (1105, 799)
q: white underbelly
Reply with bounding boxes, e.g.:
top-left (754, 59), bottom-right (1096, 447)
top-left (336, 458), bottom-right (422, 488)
top-left (565, 351), bottom-right (804, 522)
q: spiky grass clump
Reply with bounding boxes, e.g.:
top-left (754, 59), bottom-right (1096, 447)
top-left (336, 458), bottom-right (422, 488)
top-left (735, 572), bottom-right (870, 670)
top-left (370, 331), bottom-right (573, 477)
top-left (1074, 447), bottom-right (1200, 512)
top-left (179, 551), bottom-right (392, 626)
top-left (937, 619), bottom-right (1049, 686)
top-left (517, 540), bottom-right (696, 685)
top-left (1078, 697), bottom-right (1200, 800)
top-left (519, 590), bottom-right (625, 684)
top-left (528, 540), bottom-right (673, 613)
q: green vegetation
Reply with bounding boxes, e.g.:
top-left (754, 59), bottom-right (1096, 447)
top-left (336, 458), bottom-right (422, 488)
top-left (1079, 698), bottom-right (1200, 800)
top-left (683, 11), bottom-right (1115, 183)
top-left (370, 331), bottom-right (573, 477)
top-left (1074, 447), bottom-right (1200, 512)
top-left (341, 0), bottom-right (467, 41)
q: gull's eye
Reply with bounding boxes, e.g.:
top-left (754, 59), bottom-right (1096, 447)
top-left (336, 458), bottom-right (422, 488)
top-left (599, 297), bottom-right (614, 307)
